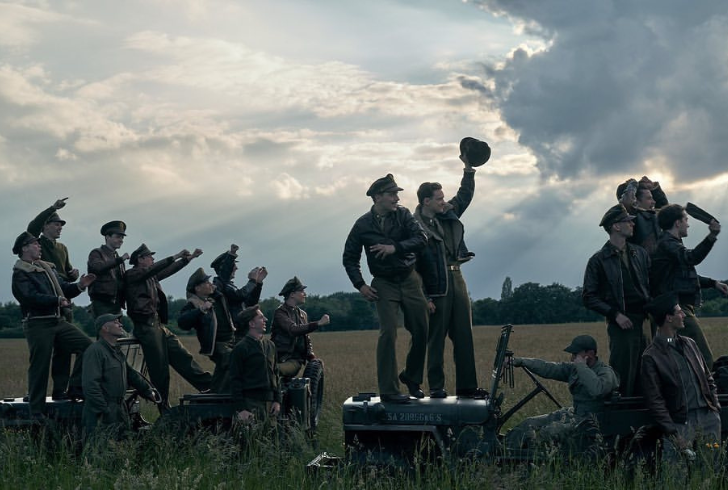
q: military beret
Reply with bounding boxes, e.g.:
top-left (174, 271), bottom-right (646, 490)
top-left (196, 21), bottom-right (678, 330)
top-left (45, 212), bottom-right (66, 226)
top-left (645, 293), bottom-right (679, 326)
top-left (599, 204), bottom-right (635, 228)
top-left (237, 304), bottom-right (261, 327)
top-left (366, 174), bottom-right (403, 197)
top-left (100, 220), bottom-right (127, 236)
top-left (129, 243), bottom-right (155, 266)
top-left (12, 231), bottom-right (39, 255)
top-left (187, 267), bottom-right (212, 293)
top-left (95, 313), bottom-right (122, 330)
top-left (459, 137), bottom-right (491, 167)
top-left (564, 335), bottom-right (597, 354)
top-left (279, 276), bottom-right (307, 297)
top-left (210, 251), bottom-right (236, 273)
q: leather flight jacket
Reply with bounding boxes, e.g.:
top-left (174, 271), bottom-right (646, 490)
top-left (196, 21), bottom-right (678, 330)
top-left (650, 232), bottom-right (716, 308)
top-left (270, 304), bottom-right (317, 361)
top-left (343, 205), bottom-right (427, 290)
top-left (87, 244), bottom-right (126, 308)
top-left (12, 259), bottom-right (83, 319)
top-left (641, 334), bottom-right (720, 434)
top-left (583, 241), bottom-right (650, 321)
top-left (124, 256), bottom-right (189, 324)
top-left (212, 251), bottom-right (263, 330)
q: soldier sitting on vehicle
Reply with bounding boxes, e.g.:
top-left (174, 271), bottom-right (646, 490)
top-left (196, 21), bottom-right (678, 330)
top-left (505, 335), bottom-right (619, 451)
top-left (270, 277), bottom-right (329, 378)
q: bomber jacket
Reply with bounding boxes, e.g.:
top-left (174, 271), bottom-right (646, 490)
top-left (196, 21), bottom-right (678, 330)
top-left (414, 170), bottom-right (475, 297)
top-left (628, 184), bottom-right (668, 255)
top-left (178, 292), bottom-right (235, 355)
top-left (12, 259), bottom-right (83, 319)
top-left (230, 335), bottom-right (281, 410)
top-left (583, 241), bottom-right (651, 321)
top-left (27, 206), bottom-right (75, 281)
top-left (270, 304), bottom-right (318, 361)
top-left (212, 251), bottom-right (262, 329)
top-left (515, 357), bottom-right (619, 416)
top-left (650, 232), bottom-right (717, 308)
top-left (87, 244), bottom-right (126, 307)
top-left (343, 205), bottom-right (427, 290)
top-left (641, 334), bottom-right (720, 435)
top-left (124, 256), bottom-right (190, 324)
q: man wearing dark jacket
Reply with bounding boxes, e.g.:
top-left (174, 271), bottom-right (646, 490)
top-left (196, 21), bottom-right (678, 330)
top-left (125, 244), bottom-right (211, 409)
top-left (414, 155), bottom-right (484, 399)
top-left (343, 174), bottom-right (429, 403)
top-left (87, 221), bottom-right (129, 318)
top-left (641, 293), bottom-right (721, 459)
top-left (11, 232), bottom-right (95, 415)
top-left (650, 204), bottom-right (727, 369)
top-left (178, 268), bottom-right (236, 392)
top-left (583, 204), bottom-right (651, 396)
top-left (210, 244), bottom-right (267, 341)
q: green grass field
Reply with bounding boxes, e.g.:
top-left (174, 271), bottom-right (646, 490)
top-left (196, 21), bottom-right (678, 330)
top-left (1, 318), bottom-right (727, 488)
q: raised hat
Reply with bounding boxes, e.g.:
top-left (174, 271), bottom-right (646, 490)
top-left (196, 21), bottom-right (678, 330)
top-left (616, 179), bottom-right (638, 200)
top-left (129, 243), bottom-right (155, 266)
top-left (564, 335), bottom-right (597, 354)
top-left (210, 251), bottom-right (237, 273)
top-left (100, 220), bottom-right (127, 236)
top-left (366, 174), bottom-right (403, 197)
top-left (459, 137), bottom-right (491, 167)
top-left (187, 267), bottom-right (212, 293)
top-left (599, 204), bottom-right (635, 228)
top-left (12, 231), bottom-right (39, 255)
top-left (95, 313), bottom-right (122, 330)
top-left (45, 212), bottom-right (66, 226)
top-left (279, 276), bottom-right (307, 297)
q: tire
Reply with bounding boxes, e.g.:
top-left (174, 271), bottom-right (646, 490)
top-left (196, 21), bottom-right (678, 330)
top-left (302, 359), bottom-right (324, 430)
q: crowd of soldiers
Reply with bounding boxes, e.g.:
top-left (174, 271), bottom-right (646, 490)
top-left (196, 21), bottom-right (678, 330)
top-left (11, 200), bottom-right (328, 438)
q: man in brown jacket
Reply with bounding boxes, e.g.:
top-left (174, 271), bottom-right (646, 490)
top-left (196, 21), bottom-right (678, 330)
top-left (125, 243), bottom-right (211, 410)
top-left (641, 293), bottom-right (721, 461)
top-left (87, 221), bottom-right (129, 318)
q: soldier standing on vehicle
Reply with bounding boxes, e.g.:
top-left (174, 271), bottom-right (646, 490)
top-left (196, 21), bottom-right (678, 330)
top-left (230, 305), bottom-right (281, 424)
top-left (650, 204), bottom-right (727, 369)
top-left (82, 313), bottom-right (160, 439)
top-left (627, 176), bottom-right (669, 256)
top-left (641, 293), bottom-right (721, 463)
top-left (271, 276), bottom-right (329, 377)
top-left (27, 197), bottom-right (80, 400)
top-left (506, 335), bottom-right (619, 450)
top-left (343, 174), bottom-right (429, 403)
top-left (87, 221), bottom-right (129, 318)
top-left (583, 204), bottom-right (651, 396)
top-left (209, 244), bottom-right (267, 342)
top-left (125, 244), bottom-right (211, 410)
top-left (413, 138), bottom-right (489, 399)
top-left (178, 268), bottom-right (236, 393)
top-left (11, 232), bottom-right (95, 415)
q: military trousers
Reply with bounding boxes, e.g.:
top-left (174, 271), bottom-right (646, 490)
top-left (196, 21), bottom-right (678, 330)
top-left (82, 399), bottom-right (131, 441)
top-left (210, 340), bottom-right (234, 393)
top-left (680, 304), bottom-right (714, 370)
top-left (371, 271), bottom-right (428, 395)
top-left (23, 317), bottom-right (92, 414)
top-left (278, 358), bottom-right (305, 378)
top-left (607, 312), bottom-right (647, 396)
top-left (131, 316), bottom-right (212, 407)
top-left (427, 268), bottom-right (478, 392)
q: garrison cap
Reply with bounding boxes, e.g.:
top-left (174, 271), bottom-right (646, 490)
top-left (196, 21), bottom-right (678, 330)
top-left (645, 293), bottom-right (679, 325)
top-left (45, 212), bottom-right (66, 226)
top-left (237, 304), bottom-right (261, 328)
top-left (95, 313), bottom-right (122, 330)
top-left (564, 335), bottom-right (598, 354)
top-left (599, 204), bottom-right (635, 228)
top-left (100, 220), bottom-right (127, 236)
top-left (12, 231), bottom-right (39, 255)
top-left (187, 267), bottom-right (212, 292)
top-left (279, 276), bottom-right (307, 297)
top-left (210, 251), bottom-right (236, 273)
top-left (459, 137), bottom-right (491, 167)
top-left (366, 174), bottom-right (403, 197)
top-left (129, 243), bottom-right (155, 266)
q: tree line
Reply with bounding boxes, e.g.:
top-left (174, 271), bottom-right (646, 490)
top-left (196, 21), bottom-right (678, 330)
top-left (2, 277), bottom-right (727, 338)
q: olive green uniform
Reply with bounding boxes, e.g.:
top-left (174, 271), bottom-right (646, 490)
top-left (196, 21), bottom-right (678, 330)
top-left (82, 338), bottom-right (152, 438)
top-left (230, 335), bottom-right (281, 421)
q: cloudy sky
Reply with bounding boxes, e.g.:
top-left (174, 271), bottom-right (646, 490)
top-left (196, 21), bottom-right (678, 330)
top-left (2, 0), bottom-right (727, 306)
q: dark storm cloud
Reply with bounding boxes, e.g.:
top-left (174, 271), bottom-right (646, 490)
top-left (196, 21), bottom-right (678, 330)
top-left (469, 0), bottom-right (728, 181)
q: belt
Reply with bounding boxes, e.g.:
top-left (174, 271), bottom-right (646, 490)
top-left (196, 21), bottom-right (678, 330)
top-left (448, 265), bottom-right (460, 271)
